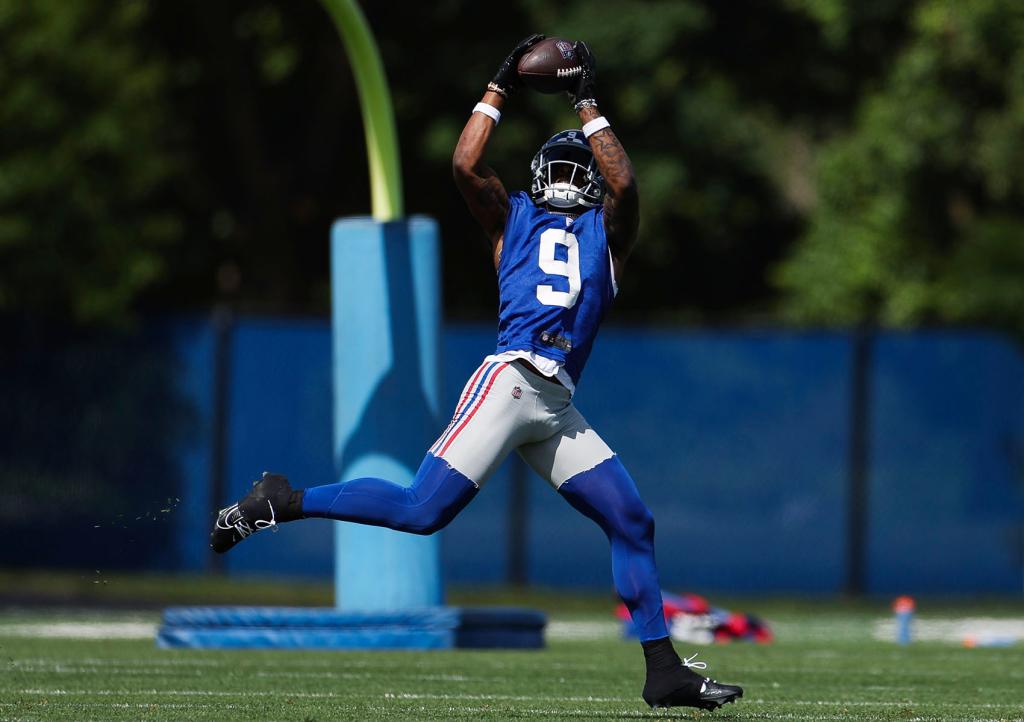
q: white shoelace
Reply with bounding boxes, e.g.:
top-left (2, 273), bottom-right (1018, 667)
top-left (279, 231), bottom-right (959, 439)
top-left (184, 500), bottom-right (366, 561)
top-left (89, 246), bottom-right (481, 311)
top-left (216, 500), bottom-right (277, 539)
top-left (682, 652), bottom-right (708, 671)
top-left (683, 652), bottom-right (711, 694)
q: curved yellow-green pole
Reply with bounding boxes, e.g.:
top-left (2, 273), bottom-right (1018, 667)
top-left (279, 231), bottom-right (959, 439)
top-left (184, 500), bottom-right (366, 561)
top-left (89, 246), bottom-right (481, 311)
top-left (320, 0), bottom-right (403, 221)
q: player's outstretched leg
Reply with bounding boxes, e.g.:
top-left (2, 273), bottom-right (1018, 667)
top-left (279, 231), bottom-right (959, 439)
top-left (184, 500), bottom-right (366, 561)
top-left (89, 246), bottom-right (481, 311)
top-left (557, 456), bottom-right (743, 710)
top-left (209, 454), bottom-right (478, 553)
top-left (300, 453), bottom-right (477, 532)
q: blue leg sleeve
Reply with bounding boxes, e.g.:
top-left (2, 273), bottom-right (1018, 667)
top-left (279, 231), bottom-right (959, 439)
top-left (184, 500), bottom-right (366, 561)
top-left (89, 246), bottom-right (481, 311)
top-left (300, 453), bottom-right (478, 535)
top-left (558, 456), bottom-right (669, 641)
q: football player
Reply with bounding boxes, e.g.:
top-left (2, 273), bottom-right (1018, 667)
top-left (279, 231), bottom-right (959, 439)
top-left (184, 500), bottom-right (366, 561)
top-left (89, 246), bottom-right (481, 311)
top-left (210, 35), bottom-right (743, 711)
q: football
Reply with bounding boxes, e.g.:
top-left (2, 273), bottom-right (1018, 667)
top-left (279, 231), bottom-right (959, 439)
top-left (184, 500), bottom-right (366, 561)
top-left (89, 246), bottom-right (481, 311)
top-left (517, 37), bottom-right (583, 94)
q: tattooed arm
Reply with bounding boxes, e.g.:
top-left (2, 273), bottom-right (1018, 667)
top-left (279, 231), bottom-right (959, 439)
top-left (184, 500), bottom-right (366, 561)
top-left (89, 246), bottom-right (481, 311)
top-left (452, 91), bottom-right (508, 269)
top-left (453, 35), bottom-right (544, 268)
top-left (578, 106), bottom-right (639, 279)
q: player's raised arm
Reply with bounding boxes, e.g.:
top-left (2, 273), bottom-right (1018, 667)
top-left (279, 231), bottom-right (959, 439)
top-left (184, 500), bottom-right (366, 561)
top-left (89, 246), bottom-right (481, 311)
top-left (453, 35), bottom-right (544, 261)
top-left (570, 42), bottom-right (639, 273)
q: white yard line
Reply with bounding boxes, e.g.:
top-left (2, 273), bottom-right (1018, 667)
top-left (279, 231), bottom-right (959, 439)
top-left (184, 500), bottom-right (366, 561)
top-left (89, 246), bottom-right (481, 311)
top-left (10, 656), bottom-right (375, 668)
top-left (873, 617), bottom-right (1024, 643)
top-left (374, 704), bottom-right (1017, 722)
top-left (0, 702), bottom-right (239, 710)
top-left (12, 664), bottom-right (373, 678)
top-left (14, 688), bottom-right (343, 700)
top-left (546, 620), bottom-right (621, 640)
top-left (8, 691), bottom-right (1021, 722)
top-left (13, 688), bottom-right (1023, 712)
top-left (3, 615), bottom-right (1020, 644)
top-left (10, 664), bottom-right (486, 683)
top-left (1, 618), bottom-right (622, 642)
top-left (0, 622), bottom-right (156, 640)
top-left (384, 692), bottom-right (631, 703)
top-left (383, 692), bottom-right (1024, 711)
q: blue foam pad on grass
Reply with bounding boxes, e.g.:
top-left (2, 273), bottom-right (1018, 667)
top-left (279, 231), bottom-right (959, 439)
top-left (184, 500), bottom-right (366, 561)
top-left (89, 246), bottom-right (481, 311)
top-left (156, 606), bottom-right (546, 650)
top-left (162, 606), bottom-right (458, 628)
top-left (157, 626), bottom-right (454, 649)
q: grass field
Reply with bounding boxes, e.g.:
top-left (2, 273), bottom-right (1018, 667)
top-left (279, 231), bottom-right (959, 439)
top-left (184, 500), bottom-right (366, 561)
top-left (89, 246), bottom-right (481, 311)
top-left (1, 582), bottom-right (1023, 721)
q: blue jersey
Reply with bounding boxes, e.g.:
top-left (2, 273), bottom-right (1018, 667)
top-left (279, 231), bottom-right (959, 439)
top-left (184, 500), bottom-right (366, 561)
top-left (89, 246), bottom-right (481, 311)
top-left (494, 191), bottom-right (616, 386)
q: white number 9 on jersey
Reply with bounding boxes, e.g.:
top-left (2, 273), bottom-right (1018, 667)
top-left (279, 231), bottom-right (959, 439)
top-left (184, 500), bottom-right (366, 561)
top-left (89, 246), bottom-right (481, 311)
top-left (536, 228), bottom-right (581, 309)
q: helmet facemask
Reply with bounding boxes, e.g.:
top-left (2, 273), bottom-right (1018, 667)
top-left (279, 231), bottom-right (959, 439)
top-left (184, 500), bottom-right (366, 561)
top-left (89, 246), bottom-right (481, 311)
top-left (530, 134), bottom-right (605, 212)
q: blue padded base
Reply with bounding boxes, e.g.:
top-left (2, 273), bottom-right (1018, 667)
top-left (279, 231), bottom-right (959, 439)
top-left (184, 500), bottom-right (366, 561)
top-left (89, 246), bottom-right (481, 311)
top-left (156, 606), bottom-right (546, 650)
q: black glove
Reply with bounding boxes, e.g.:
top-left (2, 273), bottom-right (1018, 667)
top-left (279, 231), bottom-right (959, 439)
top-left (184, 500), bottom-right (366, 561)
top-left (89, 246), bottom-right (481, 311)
top-left (569, 40), bottom-right (597, 110)
top-left (489, 34), bottom-right (545, 97)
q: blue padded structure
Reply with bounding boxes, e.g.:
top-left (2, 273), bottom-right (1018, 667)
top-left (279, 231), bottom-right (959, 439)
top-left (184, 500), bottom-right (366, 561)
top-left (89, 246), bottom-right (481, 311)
top-left (156, 606), bottom-right (546, 650)
top-left (329, 217), bottom-right (444, 610)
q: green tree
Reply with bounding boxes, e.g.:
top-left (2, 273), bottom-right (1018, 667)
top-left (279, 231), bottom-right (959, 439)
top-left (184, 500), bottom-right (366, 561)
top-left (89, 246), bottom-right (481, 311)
top-left (0, 0), bottom-right (180, 324)
top-left (7, 0), bottom-right (1020, 331)
top-left (776, 0), bottom-right (1024, 333)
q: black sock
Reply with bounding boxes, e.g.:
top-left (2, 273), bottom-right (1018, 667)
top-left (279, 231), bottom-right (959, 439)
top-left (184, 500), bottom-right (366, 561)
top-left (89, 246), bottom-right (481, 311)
top-left (641, 636), bottom-right (704, 705)
top-left (280, 490), bottom-right (305, 522)
top-left (642, 636), bottom-right (681, 672)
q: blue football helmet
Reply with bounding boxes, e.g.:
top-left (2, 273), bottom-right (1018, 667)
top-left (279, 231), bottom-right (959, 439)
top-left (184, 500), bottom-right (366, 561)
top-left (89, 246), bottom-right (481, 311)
top-left (530, 130), bottom-right (605, 211)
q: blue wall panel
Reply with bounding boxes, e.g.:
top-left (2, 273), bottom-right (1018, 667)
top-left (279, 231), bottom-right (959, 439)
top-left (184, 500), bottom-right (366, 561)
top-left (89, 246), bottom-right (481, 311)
top-left (164, 318), bottom-right (216, 572)
top-left (220, 318), bottom-right (336, 578)
top-left (157, 318), bottom-right (1023, 594)
top-left (538, 330), bottom-right (851, 593)
top-left (868, 332), bottom-right (1024, 593)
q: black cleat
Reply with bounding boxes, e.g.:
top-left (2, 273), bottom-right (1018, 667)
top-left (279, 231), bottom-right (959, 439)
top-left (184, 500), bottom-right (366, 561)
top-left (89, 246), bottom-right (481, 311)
top-left (643, 652), bottom-right (743, 711)
top-left (210, 472), bottom-right (296, 554)
top-left (693, 678), bottom-right (744, 709)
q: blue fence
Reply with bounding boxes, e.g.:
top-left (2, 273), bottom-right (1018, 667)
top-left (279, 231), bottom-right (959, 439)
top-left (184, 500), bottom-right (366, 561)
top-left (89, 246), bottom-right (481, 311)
top-left (2, 317), bottom-right (1022, 594)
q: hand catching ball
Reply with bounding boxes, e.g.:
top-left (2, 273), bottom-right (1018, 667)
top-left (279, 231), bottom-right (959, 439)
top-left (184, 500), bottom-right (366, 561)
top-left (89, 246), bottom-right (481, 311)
top-left (516, 37), bottom-right (583, 94)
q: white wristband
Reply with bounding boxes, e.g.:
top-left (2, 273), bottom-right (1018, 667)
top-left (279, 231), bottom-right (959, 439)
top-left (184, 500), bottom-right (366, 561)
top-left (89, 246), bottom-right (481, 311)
top-left (582, 116), bottom-right (610, 138)
top-left (473, 102), bottom-right (501, 125)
